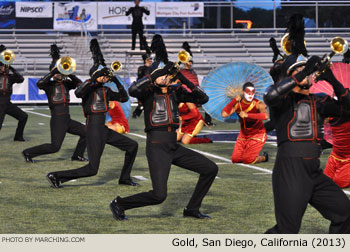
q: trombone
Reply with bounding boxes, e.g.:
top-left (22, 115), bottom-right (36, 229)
top-left (315, 36), bottom-right (348, 80)
top-left (56, 56), bottom-right (76, 75)
top-left (0, 49), bottom-right (15, 66)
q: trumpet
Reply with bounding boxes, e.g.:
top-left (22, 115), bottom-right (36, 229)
top-left (56, 56), bottom-right (76, 75)
top-left (111, 60), bottom-right (122, 72)
top-left (0, 49), bottom-right (15, 66)
top-left (315, 37), bottom-right (348, 81)
top-left (168, 50), bottom-right (192, 79)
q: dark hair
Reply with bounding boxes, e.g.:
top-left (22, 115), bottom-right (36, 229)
top-left (150, 34), bottom-right (168, 64)
top-left (243, 82), bottom-right (254, 90)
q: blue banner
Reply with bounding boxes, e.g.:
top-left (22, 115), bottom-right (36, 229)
top-left (0, 2), bottom-right (15, 29)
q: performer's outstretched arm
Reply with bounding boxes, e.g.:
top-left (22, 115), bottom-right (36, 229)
top-left (9, 66), bottom-right (24, 84)
top-left (75, 80), bottom-right (95, 98)
top-left (109, 76), bottom-right (129, 103)
top-left (67, 74), bottom-right (82, 89)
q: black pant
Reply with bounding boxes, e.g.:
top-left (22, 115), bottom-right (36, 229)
top-left (24, 114), bottom-right (86, 158)
top-left (131, 27), bottom-right (144, 50)
top-left (117, 131), bottom-right (218, 211)
top-left (266, 152), bottom-right (350, 234)
top-left (0, 100), bottom-right (28, 140)
top-left (53, 114), bottom-right (138, 183)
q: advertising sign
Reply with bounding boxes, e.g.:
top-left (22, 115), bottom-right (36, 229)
top-left (16, 2), bottom-right (52, 18)
top-left (54, 2), bottom-right (97, 31)
top-left (156, 2), bottom-right (204, 17)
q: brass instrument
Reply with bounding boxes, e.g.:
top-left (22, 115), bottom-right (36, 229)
top-left (111, 60), bottom-right (122, 72)
top-left (56, 56), bottom-right (76, 75)
top-left (168, 50), bottom-right (192, 79)
top-left (0, 49), bottom-right (15, 66)
top-left (280, 33), bottom-right (306, 56)
top-left (315, 36), bottom-right (348, 81)
top-left (177, 49), bottom-right (191, 64)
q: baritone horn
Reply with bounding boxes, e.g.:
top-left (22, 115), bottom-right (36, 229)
top-left (111, 60), bottom-right (122, 72)
top-left (0, 49), bottom-right (15, 66)
top-left (315, 37), bottom-right (349, 81)
top-left (56, 56), bottom-right (76, 75)
top-left (280, 33), bottom-right (306, 56)
top-left (178, 49), bottom-right (191, 64)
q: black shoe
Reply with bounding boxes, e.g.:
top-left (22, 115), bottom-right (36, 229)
top-left (14, 137), bottom-right (26, 142)
top-left (263, 152), bottom-right (269, 162)
top-left (206, 121), bottom-right (216, 126)
top-left (71, 156), bottom-right (88, 162)
top-left (110, 198), bottom-right (128, 221)
top-left (119, 180), bottom-right (140, 186)
top-left (22, 151), bottom-right (34, 163)
top-left (46, 173), bottom-right (61, 188)
top-left (183, 208), bottom-right (211, 219)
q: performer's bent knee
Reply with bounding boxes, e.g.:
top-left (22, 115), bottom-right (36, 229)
top-left (152, 191), bottom-right (167, 204)
top-left (231, 156), bottom-right (242, 163)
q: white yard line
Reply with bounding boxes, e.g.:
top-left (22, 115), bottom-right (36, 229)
top-left (26, 107), bottom-right (350, 197)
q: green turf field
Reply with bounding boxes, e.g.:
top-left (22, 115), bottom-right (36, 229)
top-left (0, 106), bottom-right (349, 234)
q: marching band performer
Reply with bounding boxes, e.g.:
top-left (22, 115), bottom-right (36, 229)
top-left (0, 45), bottom-right (27, 142)
top-left (46, 39), bottom-right (139, 188)
top-left (109, 61), bottom-right (218, 221)
top-left (22, 45), bottom-right (87, 162)
top-left (221, 82), bottom-right (269, 164)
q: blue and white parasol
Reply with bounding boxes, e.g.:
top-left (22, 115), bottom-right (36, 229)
top-left (202, 62), bottom-right (273, 123)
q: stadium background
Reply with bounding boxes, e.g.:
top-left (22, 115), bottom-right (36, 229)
top-left (1, 0), bottom-right (350, 234)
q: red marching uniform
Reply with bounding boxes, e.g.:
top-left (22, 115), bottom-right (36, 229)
top-left (324, 120), bottom-right (350, 188)
top-left (178, 103), bottom-right (205, 137)
top-left (107, 101), bottom-right (130, 133)
top-left (225, 98), bottom-right (267, 164)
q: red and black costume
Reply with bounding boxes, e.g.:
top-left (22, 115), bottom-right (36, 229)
top-left (324, 117), bottom-right (350, 188)
top-left (264, 56), bottom-right (350, 233)
top-left (23, 70), bottom-right (87, 160)
top-left (0, 65), bottom-right (27, 141)
top-left (107, 101), bottom-right (130, 133)
top-left (110, 62), bottom-right (218, 219)
top-left (47, 71), bottom-right (138, 187)
top-left (178, 103), bottom-right (204, 137)
top-left (223, 98), bottom-right (267, 164)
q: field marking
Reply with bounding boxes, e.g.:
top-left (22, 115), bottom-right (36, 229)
top-left (23, 110), bottom-right (51, 118)
top-left (26, 108), bottom-right (350, 196)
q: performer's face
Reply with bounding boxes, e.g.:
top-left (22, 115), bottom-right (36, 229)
top-left (135, 0), bottom-right (140, 6)
top-left (145, 58), bottom-right (152, 67)
top-left (185, 61), bottom-right (193, 69)
top-left (97, 75), bottom-right (109, 83)
top-left (0, 65), bottom-right (5, 73)
top-left (243, 86), bottom-right (255, 102)
top-left (155, 75), bottom-right (171, 87)
top-left (54, 74), bottom-right (63, 81)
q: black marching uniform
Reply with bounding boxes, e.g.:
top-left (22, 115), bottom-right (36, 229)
top-left (263, 59), bottom-right (350, 233)
top-left (111, 65), bottom-right (218, 219)
top-left (47, 73), bottom-right (138, 186)
top-left (126, 5), bottom-right (150, 50)
top-left (0, 66), bottom-right (27, 141)
top-left (23, 71), bottom-right (87, 160)
top-left (132, 62), bottom-right (151, 118)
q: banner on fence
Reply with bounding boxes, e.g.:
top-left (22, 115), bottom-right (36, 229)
top-left (54, 2), bottom-right (97, 31)
top-left (98, 2), bottom-right (156, 25)
top-left (16, 2), bottom-right (53, 18)
top-left (155, 2), bottom-right (204, 17)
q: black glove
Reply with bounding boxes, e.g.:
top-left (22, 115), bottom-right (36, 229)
top-left (294, 56), bottom-right (321, 83)
top-left (91, 67), bottom-right (109, 83)
top-left (150, 62), bottom-right (174, 82)
top-left (50, 67), bottom-right (59, 76)
top-left (317, 67), bottom-right (336, 83)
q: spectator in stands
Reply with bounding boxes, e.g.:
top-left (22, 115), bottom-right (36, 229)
top-left (126, 0), bottom-right (150, 51)
top-left (0, 45), bottom-right (27, 142)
